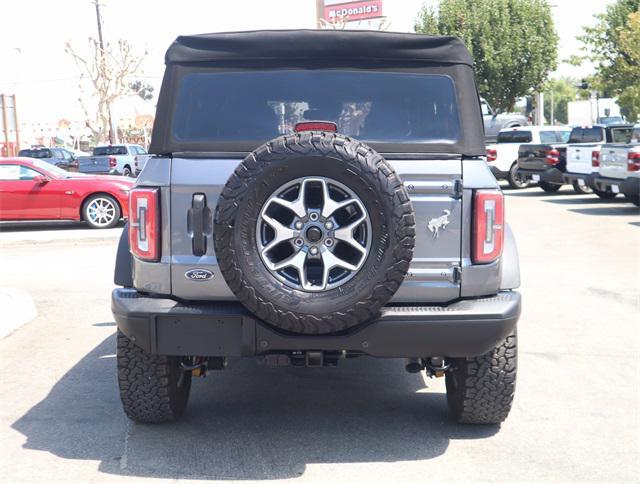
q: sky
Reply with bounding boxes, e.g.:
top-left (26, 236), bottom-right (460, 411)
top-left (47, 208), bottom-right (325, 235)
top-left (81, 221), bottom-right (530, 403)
top-left (0, 0), bottom-right (617, 126)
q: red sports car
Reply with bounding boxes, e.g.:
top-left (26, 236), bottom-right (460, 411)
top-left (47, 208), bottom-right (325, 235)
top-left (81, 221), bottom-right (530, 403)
top-left (0, 157), bottom-right (134, 229)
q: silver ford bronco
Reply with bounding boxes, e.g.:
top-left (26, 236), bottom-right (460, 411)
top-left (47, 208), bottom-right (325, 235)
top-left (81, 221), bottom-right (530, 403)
top-left (112, 30), bottom-right (521, 425)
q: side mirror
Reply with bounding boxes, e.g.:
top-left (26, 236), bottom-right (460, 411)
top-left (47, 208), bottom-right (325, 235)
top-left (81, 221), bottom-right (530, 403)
top-left (492, 108), bottom-right (501, 118)
top-left (33, 175), bottom-right (50, 185)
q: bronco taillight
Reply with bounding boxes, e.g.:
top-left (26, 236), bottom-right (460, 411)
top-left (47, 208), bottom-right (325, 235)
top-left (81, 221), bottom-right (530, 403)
top-left (486, 148), bottom-right (497, 162)
top-left (545, 149), bottom-right (560, 165)
top-left (472, 190), bottom-right (504, 264)
top-left (591, 151), bottom-right (600, 167)
top-left (628, 152), bottom-right (640, 172)
top-left (129, 188), bottom-right (160, 261)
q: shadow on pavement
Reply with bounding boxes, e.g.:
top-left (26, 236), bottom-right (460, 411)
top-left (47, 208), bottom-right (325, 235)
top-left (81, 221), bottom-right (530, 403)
top-left (542, 196), bottom-right (628, 205)
top-left (0, 220), bottom-right (125, 233)
top-left (12, 331), bottom-right (498, 480)
top-left (569, 206), bottom-right (640, 216)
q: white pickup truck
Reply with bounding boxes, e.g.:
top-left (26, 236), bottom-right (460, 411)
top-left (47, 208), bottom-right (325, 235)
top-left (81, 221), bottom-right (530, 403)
top-left (563, 124), bottom-right (634, 198)
top-left (486, 126), bottom-right (571, 189)
top-left (77, 144), bottom-right (151, 177)
top-left (592, 126), bottom-right (640, 206)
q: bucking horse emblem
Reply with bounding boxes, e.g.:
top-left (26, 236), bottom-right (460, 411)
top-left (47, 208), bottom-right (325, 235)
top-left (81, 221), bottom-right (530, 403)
top-left (428, 210), bottom-right (450, 238)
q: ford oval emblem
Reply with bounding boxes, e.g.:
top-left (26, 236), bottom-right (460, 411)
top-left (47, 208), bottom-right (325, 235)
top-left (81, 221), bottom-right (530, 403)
top-left (185, 269), bottom-right (214, 281)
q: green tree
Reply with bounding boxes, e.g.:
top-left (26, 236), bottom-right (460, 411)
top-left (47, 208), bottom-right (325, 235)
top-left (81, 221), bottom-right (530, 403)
top-left (580, 0), bottom-right (640, 121)
top-left (415, 0), bottom-right (558, 112)
top-left (543, 78), bottom-right (579, 125)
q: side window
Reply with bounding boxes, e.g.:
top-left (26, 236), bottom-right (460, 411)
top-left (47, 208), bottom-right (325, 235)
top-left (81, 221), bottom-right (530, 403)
top-left (19, 166), bottom-right (42, 180)
top-left (137, 145), bottom-right (147, 154)
top-left (0, 165), bottom-right (21, 180)
top-left (62, 150), bottom-right (73, 161)
top-left (481, 101), bottom-right (490, 116)
top-left (53, 149), bottom-right (65, 160)
top-left (539, 131), bottom-right (557, 144)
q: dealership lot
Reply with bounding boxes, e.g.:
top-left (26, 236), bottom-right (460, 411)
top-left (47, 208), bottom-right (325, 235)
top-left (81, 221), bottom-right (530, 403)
top-left (0, 187), bottom-right (638, 483)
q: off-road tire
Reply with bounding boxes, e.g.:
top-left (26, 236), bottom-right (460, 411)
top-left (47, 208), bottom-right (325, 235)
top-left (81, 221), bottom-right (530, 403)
top-left (214, 131), bottom-right (415, 335)
top-left (445, 330), bottom-right (517, 424)
top-left (507, 163), bottom-right (529, 189)
top-left (539, 181), bottom-right (562, 193)
top-left (572, 180), bottom-right (592, 195)
top-left (593, 188), bottom-right (617, 200)
top-left (117, 330), bottom-right (191, 423)
top-left (625, 194), bottom-right (640, 206)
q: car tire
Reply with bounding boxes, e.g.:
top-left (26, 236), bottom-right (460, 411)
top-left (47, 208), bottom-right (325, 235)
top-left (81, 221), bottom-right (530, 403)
top-left (507, 163), bottom-right (529, 189)
top-left (117, 330), bottom-right (192, 423)
top-left (83, 194), bottom-right (121, 229)
top-left (122, 165), bottom-right (133, 177)
top-left (539, 181), bottom-right (562, 193)
top-left (214, 131), bottom-right (415, 335)
top-left (445, 330), bottom-right (517, 424)
top-left (593, 188), bottom-right (617, 200)
top-left (571, 180), bottom-right (593, 195)
top-left (624, 195), bottom-right (640, 206)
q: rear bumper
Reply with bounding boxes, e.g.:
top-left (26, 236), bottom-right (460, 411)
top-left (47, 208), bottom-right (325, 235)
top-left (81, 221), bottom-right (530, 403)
top-left (517, 167), bottom-right (564, 184)
top-left (593, 175), bottom-right (640, 200)
top-left (563, 172), bottom-right (591, 186)
top-left (112, 288), bottom-right (521, 358)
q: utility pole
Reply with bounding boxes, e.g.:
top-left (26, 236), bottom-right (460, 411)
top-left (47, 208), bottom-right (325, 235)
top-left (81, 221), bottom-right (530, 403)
top-left (316, 0), bottom-right (324, 28)
top-left (94, 0), bottom-right (115, 144)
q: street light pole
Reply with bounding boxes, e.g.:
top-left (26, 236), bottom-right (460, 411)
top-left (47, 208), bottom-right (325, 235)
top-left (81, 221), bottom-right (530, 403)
top-left (93, 0), bottom-right (115, 144)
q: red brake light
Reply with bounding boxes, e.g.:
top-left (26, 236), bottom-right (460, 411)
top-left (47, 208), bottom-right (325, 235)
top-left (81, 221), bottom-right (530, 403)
top-left (109, 156), bottom-right (117, 168)
top-left (294, 121), bottom-right (337, 133)
top-left (472, 190), bottom-right (504, 264)
top-left (545, 149), bottom-right (560, 165)
top-left (486, 148), bottom-right (497, 162)
top-left (628, 152), bottom-right (640, 172)
top-left (591, 151), bottom-right (600, 167)
top-left (129, 188), bottom-right (160, 261)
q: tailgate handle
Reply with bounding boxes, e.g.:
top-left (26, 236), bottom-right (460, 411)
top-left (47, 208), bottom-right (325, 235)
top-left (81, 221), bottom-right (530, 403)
top-left (189, 194), bottom-right (208, 256)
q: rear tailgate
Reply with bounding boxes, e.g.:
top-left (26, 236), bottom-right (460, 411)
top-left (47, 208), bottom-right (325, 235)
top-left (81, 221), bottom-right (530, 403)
top-left (169, 157), bottom-right (464, 304)
top-left (518, 144), bottom-right (559, 171)
top-left (600, 144), bottom-right (631, 180)
top-left (78, 156), bottom-right (110, 173)
top-left (566, 144), bottom-right (599, 174)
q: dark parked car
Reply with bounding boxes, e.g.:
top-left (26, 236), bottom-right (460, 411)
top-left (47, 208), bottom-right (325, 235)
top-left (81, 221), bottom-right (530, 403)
top-left (112, 30), bottom-right (521, 426)
top-left (17, 147), bottom-right (78, 171)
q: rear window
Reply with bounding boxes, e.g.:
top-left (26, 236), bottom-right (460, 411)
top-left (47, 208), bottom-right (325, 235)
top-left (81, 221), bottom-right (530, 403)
top-left (631, 127), bottom-right (640, 144)
top-left (18, 149), bottom-right (52, 158)
top-left (172, 71), bottom-right (461, 144)
top-left (497, 131), bottom-right (532, 143)
top-left (94, 146), bottom-right (127, 156)
top-left (568, 127), bottom-right (604, 143)
top-left (610, 127), bottom-right (633, 143)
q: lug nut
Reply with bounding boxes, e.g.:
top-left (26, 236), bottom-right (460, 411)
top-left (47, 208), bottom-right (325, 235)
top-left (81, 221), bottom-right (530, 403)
top-left (294, 238), bottom-right (304, 247)
top-left (324, 221), bottom-right (334, 230)
top-left (309, 246), bottom-right (319, 255)
top-left (324, 238), bottom-right (334, 247)
top-left (309, 212), bottom-right (319, 221)
top-left (294, 221), bottom-right (304, 230)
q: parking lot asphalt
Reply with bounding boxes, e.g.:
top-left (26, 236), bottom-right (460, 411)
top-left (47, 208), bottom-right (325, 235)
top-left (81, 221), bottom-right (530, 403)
top-left (0, 185), bottom-right (638, 483)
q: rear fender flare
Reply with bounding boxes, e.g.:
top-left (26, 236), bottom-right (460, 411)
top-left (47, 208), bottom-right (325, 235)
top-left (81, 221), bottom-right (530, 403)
top-left (114, 223), bottom-right (133, 287)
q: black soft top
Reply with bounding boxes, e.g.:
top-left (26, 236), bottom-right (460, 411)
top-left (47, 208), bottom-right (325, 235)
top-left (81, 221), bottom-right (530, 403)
top-left (166, 30), bottom-right (473, 66)
top-left (151, 30), bottom-right (485, 156)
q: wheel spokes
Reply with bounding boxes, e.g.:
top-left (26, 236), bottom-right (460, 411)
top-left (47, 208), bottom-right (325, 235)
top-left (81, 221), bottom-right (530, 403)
top-left (260, 214), bottom-right (297, 255)
top-left (320, 248), bottom-right (358, 289)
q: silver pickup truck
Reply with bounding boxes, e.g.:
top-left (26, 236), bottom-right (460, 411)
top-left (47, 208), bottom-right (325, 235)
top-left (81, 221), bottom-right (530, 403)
top-left (77, 144), bottom-right (150, 177)
top-left (112, 30), bottom-right (521, 426)
top-left (593, 126), bottom-right (640, 206)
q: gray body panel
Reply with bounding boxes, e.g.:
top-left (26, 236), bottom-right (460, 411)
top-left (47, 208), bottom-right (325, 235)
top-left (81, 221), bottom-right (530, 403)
top-left (132, 157), bottom-right (509, 303)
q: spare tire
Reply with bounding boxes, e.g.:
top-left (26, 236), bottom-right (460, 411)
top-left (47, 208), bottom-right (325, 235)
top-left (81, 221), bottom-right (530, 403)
top-left (214, 131), bottom-right (415, 334)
